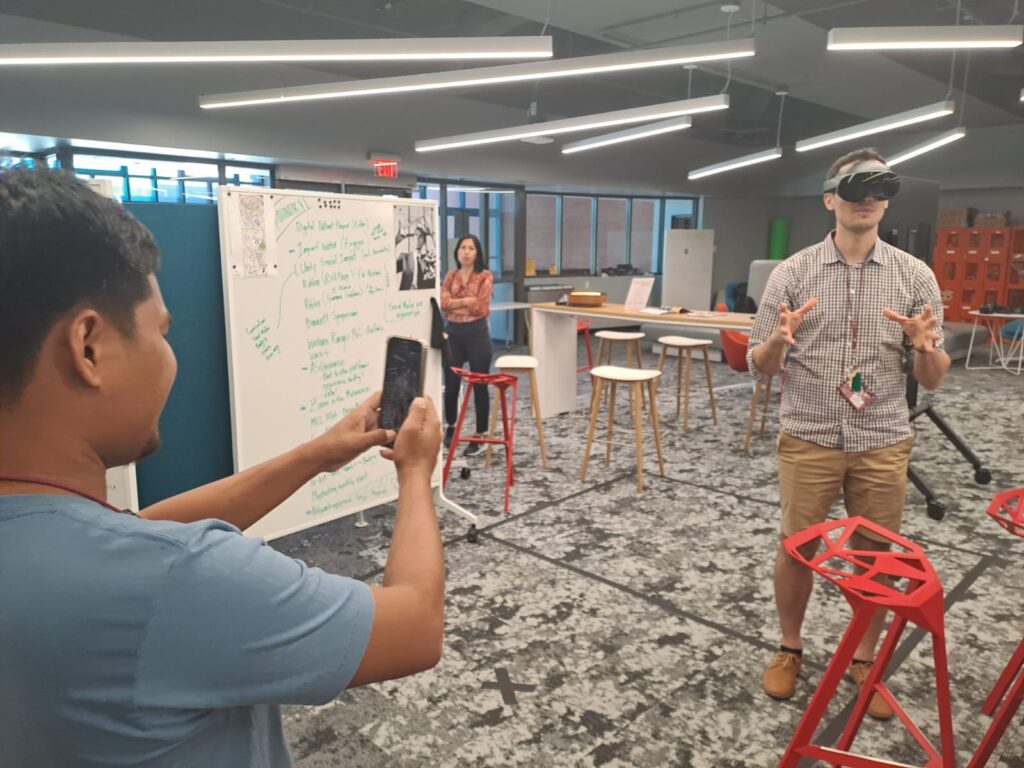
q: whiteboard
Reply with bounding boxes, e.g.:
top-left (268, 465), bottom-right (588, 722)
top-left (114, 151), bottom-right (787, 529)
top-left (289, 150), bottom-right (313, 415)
top-left (218, 188), bottom-right (442, 540)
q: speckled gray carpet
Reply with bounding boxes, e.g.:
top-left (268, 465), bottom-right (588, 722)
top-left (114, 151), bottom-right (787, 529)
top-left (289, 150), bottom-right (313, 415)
top-left (273, 339), bottom-right (1024, 768)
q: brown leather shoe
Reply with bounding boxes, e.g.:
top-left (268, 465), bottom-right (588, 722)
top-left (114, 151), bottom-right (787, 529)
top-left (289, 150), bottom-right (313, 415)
top-left (764, 650), bottom-right (802, 700)
top-left (848, 660), bottom-right (895, 720)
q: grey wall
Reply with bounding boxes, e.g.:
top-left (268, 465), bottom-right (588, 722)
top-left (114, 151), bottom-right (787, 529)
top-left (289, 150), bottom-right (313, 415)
top-left (938, 188), bottom-right (1024, 224)
top-left (701, 176), bottom-right (940, 292)
top-left (701, 196), bottom-right (831, 290)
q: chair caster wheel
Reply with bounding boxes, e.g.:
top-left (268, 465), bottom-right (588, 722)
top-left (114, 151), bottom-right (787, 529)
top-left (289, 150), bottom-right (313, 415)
top-left (467, 525), bottom-right (478, 543)
top-left (975, 468), bottom-right (992, 485)
top-left (927, 501), bottom-right (946, 521)
top-left (460, 467), bottom-right (471, 480)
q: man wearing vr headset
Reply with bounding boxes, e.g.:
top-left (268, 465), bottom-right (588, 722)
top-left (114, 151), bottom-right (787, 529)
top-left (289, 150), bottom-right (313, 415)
top-left (749, 148), bottom-right (949, 719)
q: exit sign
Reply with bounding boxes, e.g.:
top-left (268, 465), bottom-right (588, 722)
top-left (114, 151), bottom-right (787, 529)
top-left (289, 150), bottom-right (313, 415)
top-left (373, 160), bottom-right (398, 178)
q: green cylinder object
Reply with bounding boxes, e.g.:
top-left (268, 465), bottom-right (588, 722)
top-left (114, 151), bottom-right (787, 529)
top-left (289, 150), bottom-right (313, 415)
top-left (768, 218), bottom-right (790, 260)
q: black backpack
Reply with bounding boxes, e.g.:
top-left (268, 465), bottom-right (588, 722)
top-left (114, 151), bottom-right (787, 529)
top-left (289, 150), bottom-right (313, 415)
top-left (733, 282), bottom-right (757, 313)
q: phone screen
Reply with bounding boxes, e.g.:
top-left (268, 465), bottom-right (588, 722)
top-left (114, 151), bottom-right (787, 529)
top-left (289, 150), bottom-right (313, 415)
top-left (379, 337), bottom-right (425, 432)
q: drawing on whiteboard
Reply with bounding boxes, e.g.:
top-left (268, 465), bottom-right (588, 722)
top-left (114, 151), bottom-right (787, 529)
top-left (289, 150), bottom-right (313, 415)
top-left (393, 205), bottom-right (436, 291)
top-left (236, 194), bottom-right (276, 278)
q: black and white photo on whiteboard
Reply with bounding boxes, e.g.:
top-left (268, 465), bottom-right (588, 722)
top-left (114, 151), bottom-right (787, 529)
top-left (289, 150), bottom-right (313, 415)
top-left (394, 205), bottom-right (437, 291)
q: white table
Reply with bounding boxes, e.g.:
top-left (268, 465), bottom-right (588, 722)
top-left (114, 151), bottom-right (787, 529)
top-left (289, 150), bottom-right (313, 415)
top-left (530, 302), bottom-right (755, 417)
top-left (966, 310), bottom-right (1024, 375)
top-left (490, 301), bottom-right (532, 347)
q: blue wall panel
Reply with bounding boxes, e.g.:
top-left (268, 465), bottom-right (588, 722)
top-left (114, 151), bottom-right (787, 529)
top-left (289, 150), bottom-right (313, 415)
top-left (125, 204), bottom-right (234, 508)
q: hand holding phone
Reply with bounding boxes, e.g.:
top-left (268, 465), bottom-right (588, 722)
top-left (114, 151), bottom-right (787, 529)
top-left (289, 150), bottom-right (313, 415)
top-left (310, 391), bottom-right (394, 473)
top-left (379, 336), bottom-right (427, 440)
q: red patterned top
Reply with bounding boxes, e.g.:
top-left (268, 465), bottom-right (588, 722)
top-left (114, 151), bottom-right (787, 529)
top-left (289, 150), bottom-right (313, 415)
top-left (441, 269), bottom-right (493, 323)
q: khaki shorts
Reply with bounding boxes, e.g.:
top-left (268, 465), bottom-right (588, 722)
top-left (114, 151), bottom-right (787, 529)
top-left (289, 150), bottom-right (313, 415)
top-left (777, 432), bottom-right (914, 543)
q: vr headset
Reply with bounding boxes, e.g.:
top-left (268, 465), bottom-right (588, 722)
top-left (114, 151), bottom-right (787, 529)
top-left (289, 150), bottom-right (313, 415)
top-left (823, 162), bottom-right (901, 203)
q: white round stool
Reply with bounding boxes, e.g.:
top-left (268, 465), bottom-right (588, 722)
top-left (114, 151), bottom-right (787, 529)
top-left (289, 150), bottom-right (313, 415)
top-left (593, 330), bottom-right (648, 410)
top-left (581, 365), bottom-right (664, 492)
top-left (656, 336), bottom-right (718, 431)
top-left (490, 354), bottom-right (548, 470)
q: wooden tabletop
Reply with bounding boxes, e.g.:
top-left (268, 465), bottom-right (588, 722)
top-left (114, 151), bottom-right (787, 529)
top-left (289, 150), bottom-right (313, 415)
top-left (530, 302), bottom-right (755, 330)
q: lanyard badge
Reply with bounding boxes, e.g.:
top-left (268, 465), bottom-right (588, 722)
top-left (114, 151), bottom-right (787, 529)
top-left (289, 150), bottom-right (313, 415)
top-left (837, 264), bottom-right (875, 411)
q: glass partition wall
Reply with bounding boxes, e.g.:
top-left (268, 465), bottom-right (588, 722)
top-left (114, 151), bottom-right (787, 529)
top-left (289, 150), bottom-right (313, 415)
top-left (0, 145), bottom-right (697, 344)
top-left (415, 181), bottom-right (525, 344)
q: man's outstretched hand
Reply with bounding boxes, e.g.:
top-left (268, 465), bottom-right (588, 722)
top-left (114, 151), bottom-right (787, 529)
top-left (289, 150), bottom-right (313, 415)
top-left (772, 298), bottom-right (818, 346)
top-left (883, 304), bottom-right (940, 352)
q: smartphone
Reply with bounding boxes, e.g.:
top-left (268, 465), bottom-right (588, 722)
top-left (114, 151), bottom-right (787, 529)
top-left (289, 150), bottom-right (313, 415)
top-left (379, 336), bottom-right (427, 434)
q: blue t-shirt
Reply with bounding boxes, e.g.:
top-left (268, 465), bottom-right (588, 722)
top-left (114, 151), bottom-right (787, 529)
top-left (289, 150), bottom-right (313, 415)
top-left (0, 495), bottom-right (374, 768)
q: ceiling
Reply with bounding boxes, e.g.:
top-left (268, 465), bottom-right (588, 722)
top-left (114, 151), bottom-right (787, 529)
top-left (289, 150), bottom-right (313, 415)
top-left (0, 0), bottom-right (1021, 197)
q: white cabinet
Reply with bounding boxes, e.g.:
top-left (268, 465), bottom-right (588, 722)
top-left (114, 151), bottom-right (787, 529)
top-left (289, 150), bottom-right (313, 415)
top-left (662, 230), bottom-right (715, 311)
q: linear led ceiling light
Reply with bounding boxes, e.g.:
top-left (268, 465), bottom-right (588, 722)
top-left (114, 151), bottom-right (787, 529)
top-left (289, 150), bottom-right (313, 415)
top-left (887, 127), bottom-right (966, 166)
top-left (561, 117), bottom-right (692, 154)
top-left (0, 37), bottom-right (554, 65)
top-left (828, 25), bottom-right (1023, 50)
top-left (687, 90), bottom-right (787, 181)
top-left (795, 100), bottom-right (955, 152)
top-left (200, 39), bottom-right (754, 109)
top-left (687, 147), bottom-right (783, 180)
top-left (415, 95), bottom-right (729, 153)
top-left (1020, 87), bottom-right (1024, 101)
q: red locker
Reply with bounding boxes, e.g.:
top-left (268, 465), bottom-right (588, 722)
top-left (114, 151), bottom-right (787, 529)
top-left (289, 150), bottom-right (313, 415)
top-left (1007, 229), bottom-right (1024, 311)
top-left (933, 227), bottom-right (963, 320)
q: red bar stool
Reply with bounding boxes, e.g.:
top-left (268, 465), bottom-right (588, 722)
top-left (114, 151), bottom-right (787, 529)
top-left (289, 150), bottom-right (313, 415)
top-left (442, 367), bottom-right (519, 516)
top-left (576, 318), bottom-right (594, 374)
top-left (969, 487), bottom-right (1024, 768)
top-left (488, 355), bottom-right (548, 470)
top-left (778, 517), bottom-right (956, 768)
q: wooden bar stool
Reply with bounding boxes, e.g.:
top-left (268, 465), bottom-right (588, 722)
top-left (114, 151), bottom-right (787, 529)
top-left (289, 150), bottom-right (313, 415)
top-left (486, 354), bottom-right (549, 470)
top-left (581, 365), bottom-right (664, 492)
top-left (656, 336), bottom-right (718, 431)
top-left (593, 330), bottom-right (647, 409)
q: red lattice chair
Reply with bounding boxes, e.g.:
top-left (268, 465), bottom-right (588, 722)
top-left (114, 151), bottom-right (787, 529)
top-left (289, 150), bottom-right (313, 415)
top-left (719, 329), bottom-right (773, 450)
top-left (968, 488), bottom-right (1024, 768)
top-left (778, 517), bottom-right (956, 768)
top-left (442, 368), bottom-right (519, 515)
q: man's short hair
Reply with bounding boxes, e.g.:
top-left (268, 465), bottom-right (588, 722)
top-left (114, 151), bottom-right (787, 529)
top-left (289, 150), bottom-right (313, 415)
top-left (0, 168), bottom-right (160, 407)
top-left (825, 148), bottom-right (888, 185)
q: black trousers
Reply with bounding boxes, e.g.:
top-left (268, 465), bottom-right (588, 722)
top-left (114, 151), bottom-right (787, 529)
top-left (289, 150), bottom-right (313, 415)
top-left (443, 318), bottom-right (493, 434)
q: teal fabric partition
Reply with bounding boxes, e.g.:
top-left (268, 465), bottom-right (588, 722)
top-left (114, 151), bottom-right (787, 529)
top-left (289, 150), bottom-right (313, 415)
top-left (125, 204), bottom-right (234, 508)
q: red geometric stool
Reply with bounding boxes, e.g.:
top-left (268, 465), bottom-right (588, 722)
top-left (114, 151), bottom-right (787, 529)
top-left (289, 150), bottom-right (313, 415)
top-left (577, 318), bottom-right (594, 374)
top-left (442, 367), bottom-right (519, 515)
top-left (985, 486), bottom-right (1024, 538)
top-left (778, 517), bottom-right (956, 768)
top-left (968, 488), bottom-right (1024, 768)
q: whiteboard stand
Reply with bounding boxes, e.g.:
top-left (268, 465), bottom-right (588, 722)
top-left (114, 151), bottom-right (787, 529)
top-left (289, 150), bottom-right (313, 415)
top-left (354, 510), bottom-right (369, 528)
top-left (436, 484), bottom-right (478, 542)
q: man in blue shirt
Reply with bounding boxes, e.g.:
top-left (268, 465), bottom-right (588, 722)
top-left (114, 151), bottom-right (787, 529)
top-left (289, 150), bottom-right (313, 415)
top-left (0, 168), bottom-right (445, 767)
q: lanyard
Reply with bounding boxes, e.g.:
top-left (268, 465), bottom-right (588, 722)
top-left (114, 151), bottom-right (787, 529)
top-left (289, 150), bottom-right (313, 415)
top-left (0, 474), bottom-right (131, 515)
top-left (845, 263), bottom-right (867, 355)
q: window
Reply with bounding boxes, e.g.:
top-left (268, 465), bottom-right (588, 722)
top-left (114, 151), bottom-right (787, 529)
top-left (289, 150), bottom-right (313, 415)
top-left (630, 199), bottom-right (659, 274)
top-left (561, 196), bottom-right (593, 275)
top-left (73, 154), bottom-right (220, 204)
top-left (596, 197), bottom-right (628, 273)
top-left (224, 165), bottom-right (271, 188)
top-left (525, 194), bottom-right (557, 276)
top-left (487, 191), bottom-right (516, 277)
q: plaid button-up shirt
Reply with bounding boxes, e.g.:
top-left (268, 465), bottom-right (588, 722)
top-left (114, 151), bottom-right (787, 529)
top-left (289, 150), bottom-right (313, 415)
top-left (747, 233), bottom-right (944, 452)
